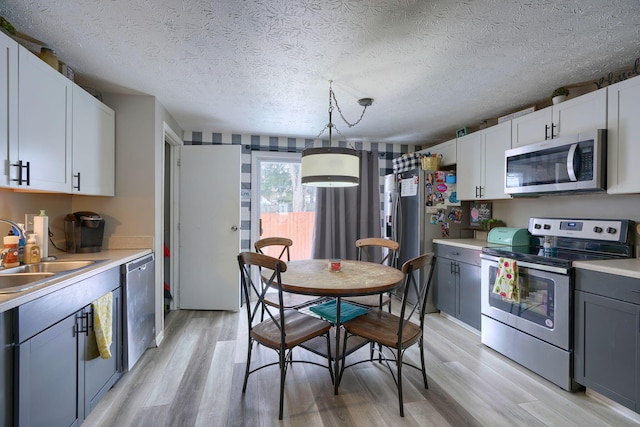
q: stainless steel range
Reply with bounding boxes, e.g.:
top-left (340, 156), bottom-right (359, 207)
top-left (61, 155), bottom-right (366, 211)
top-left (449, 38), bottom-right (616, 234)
top-left (480, 217), bottom-right (634, 391)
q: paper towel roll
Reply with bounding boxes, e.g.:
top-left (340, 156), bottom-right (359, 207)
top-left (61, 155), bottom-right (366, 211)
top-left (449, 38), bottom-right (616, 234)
top-left (33, 212), bottom-right (48, 258)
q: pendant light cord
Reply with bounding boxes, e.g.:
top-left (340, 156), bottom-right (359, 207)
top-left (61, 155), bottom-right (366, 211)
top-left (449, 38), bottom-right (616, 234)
top-left (315, 80), bottom-right (370, 141)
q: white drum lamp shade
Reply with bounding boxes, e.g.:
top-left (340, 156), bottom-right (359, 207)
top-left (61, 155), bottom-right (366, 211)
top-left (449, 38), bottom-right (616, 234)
top-left (301, 81), bottom-right (372, 187)
top-left (301, 147), bottom-right (359, 187)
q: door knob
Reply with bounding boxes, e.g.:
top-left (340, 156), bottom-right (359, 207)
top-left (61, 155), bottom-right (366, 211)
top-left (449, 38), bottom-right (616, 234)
top-left (231, 226), bottom-right (238, 231)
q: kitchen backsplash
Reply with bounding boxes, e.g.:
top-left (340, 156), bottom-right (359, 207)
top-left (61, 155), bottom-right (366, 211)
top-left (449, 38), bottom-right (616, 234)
top-left (0, 190), bottom-right (71, 244)
top-left (493, 193), bottom-right (640, 244)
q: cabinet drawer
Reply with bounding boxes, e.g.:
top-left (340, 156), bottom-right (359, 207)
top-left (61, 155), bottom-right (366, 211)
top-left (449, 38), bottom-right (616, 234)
top-left (16, 267), bottom-right (120, 343)
top-left (435, 244), bottom-right (481, 266)
top-left (575, 269), bottom-right (640, 304)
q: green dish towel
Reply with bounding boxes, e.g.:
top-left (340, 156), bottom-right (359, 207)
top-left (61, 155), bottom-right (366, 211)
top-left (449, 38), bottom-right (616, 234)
top-left (309, 299), bottom-right (368, 324)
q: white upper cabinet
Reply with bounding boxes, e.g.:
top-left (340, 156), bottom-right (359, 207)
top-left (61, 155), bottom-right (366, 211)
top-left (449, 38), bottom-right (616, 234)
top-left (553, 88), bottom-right (607, 136)
top-left (16, 45), bottom-right (72, 192)
top-left (1, 42), bottom-right (114, 195)
top-left (606, 75), bottom-right (640, 194)
top-left (456, 121), bottom-right (512, 201)
top-left (0, 31), bottom-right (17, 187)
top-left (431, 138), bottom-right (457, 166)
top-left (456, 131), bottom-right (482, 200)
top-left (511, 107), bottom-right (552, 147)
top-left (511, 87), bottom-right (607, 148)
top-left (72, 85), bottom-right (115, 196)
top-left (482, 121), bottom-right (512, 200)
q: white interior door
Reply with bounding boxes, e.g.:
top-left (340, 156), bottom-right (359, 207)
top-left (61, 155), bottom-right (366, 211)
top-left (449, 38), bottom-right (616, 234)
top-left (179, 145), bottom-right (241, 311)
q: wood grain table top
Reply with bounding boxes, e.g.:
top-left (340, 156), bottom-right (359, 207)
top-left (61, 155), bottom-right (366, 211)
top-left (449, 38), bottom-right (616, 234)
top-left (273, 259), bottom-right (404, 297)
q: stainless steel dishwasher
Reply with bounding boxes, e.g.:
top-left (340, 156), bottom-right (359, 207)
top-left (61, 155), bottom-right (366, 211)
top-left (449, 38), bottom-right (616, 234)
top-left (122, 253), bottom-right (155, 371)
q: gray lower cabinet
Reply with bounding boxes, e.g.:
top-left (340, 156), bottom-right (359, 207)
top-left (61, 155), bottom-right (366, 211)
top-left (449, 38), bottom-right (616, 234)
top-left (434, 244), bottom-right (481, 330)
top-left (574, 269), bottom-right (640, 413)
top-left (1, 310), bottom-right (14, 427)
top-left (17, 313), bottom-right (79, 427)
top-left (15, 267), bottom-right (122, 427)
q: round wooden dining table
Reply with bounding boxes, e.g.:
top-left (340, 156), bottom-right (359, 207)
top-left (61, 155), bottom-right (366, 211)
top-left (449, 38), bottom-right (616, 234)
top-left (279, 259), bottom-right (404, 297)
top-left (275, 259), bottom-right (405, 393)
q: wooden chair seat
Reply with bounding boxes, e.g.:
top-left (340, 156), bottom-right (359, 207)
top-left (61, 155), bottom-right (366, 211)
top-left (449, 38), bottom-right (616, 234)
top-left (251, 309), bottom-right (331, 349)
top-left (342, 309), bottom-right (421, 349)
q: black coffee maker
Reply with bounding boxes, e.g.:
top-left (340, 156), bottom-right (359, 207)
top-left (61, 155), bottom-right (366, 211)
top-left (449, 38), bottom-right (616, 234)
top-left (64, 211), bottom-right (105, 253)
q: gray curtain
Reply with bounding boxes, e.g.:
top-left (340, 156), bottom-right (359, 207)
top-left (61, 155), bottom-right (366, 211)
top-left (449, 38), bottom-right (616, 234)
top-left (312, 150), bottom-right (381, 260)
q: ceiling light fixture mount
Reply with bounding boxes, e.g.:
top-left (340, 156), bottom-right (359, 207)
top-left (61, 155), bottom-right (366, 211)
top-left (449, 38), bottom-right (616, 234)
top-left (301, 81), bottom-right (373, 187)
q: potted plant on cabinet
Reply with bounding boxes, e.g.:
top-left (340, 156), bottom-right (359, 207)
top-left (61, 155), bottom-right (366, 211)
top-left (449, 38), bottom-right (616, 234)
top-left (551, 87), bottom-right (569, 104)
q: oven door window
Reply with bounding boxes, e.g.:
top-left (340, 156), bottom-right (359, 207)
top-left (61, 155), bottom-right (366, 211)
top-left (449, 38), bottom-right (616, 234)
top-left (488, 264), bottom-right (555, 329)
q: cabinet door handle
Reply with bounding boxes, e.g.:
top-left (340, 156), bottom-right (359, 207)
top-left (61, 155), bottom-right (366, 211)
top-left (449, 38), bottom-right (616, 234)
top-left (75, 312), bottom-right (91, 336)
top-left (73, 172), bottom-right (81, 191)
top-left (11, 160), bottom-right (30, 185)
top-left (545, 124), bottom-right (549, 140)
top-left (551, 123), bottom-right (557, 139)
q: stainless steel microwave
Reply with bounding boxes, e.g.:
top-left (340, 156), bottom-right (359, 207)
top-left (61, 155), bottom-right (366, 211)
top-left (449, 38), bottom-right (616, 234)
top-left (505, 129), bottom-right (606, 196)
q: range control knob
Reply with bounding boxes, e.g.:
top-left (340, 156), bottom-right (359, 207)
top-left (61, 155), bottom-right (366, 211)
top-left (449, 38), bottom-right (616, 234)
top-left (593, 226), bottom-right (603, 233)
top-left (606, 227), bottom-right (617, 234)
top-left (534, 224), bottom-right (541, 229)
top-left (543, 224), bottom-right (551, 230)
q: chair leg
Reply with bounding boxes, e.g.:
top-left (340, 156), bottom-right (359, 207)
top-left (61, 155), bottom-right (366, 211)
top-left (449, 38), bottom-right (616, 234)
top-left (420, 337), bottom-right (428, 389)
top-left (279, 348), bottom-right (286, 420)
top-left (397, 349), bottom-right (405, 417)
top-left (326, 333), bottom-right (334, 384)
top-left (242, 339), bottom-right (254, 393)
top-left (338, 330), bottom-right (350, 388)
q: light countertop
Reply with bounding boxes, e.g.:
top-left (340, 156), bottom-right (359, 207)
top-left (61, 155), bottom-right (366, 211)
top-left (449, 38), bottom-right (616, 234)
top-left (432, 238), bottom-right (488, 251)
top-left (574, 258), bottom-right (640, 279)
top-left (0, 248), bottom-right (152, 313)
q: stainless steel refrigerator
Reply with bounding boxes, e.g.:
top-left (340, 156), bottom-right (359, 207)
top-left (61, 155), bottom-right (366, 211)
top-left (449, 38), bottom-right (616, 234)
top-left (384, 168), bottom-right (472, 308)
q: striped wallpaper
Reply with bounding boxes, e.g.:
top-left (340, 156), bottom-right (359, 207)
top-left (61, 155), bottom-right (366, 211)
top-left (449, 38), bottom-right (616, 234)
top-left (183, 131), bottom-right (418, 251)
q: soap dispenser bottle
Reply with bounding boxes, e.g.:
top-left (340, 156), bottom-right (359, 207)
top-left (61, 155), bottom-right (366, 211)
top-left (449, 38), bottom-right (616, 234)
top-left (24, 234), bottom-right (41, 264)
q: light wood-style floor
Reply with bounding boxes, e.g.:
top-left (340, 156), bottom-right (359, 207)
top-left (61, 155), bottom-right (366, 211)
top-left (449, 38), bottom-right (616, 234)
top-left (84, 305), bottom-right (640, 426)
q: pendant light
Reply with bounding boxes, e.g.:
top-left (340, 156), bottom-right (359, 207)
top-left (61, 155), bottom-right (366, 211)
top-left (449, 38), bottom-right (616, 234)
top-left (301, 81), bottom-right (373, 187)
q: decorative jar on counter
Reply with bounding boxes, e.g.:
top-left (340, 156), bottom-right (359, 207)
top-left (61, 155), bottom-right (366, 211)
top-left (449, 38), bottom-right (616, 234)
top-left (38, 47), bottom-right (59, 70)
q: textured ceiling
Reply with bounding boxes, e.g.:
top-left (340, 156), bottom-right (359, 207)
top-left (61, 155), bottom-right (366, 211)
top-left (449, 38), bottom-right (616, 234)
top-left (1, 0), bottom-right (639, 144)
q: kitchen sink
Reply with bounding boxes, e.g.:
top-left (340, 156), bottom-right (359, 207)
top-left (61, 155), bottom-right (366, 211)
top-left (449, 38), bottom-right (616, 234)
top-left (0, 260), bottom-right (97, 274)
top-left (0, 273), bottom-right (56, 293)
top-left (0, 260), bottom-right (106, 294)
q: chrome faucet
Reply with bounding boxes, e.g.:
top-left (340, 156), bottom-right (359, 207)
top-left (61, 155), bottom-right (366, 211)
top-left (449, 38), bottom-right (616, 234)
top-left (0, 218), bottom-right (25, 269)
top-left (0, 218), bottom-right (25, 240)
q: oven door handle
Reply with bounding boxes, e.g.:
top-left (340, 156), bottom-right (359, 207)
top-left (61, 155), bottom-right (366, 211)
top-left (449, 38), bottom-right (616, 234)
top-left (567, 143), bottom-right (578, 182)
top-left (480, 254), bottom-right (570, 275)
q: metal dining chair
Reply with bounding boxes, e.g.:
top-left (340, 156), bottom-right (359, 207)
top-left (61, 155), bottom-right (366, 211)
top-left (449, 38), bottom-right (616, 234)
top-left (237, 252), bottom-right (333, 420)
top-left (254, 237), bottom-right (325, 312)
top-left (339, 252), bottom-right (436, 417)
top-left (343, 237), bottom-right (400, 312)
